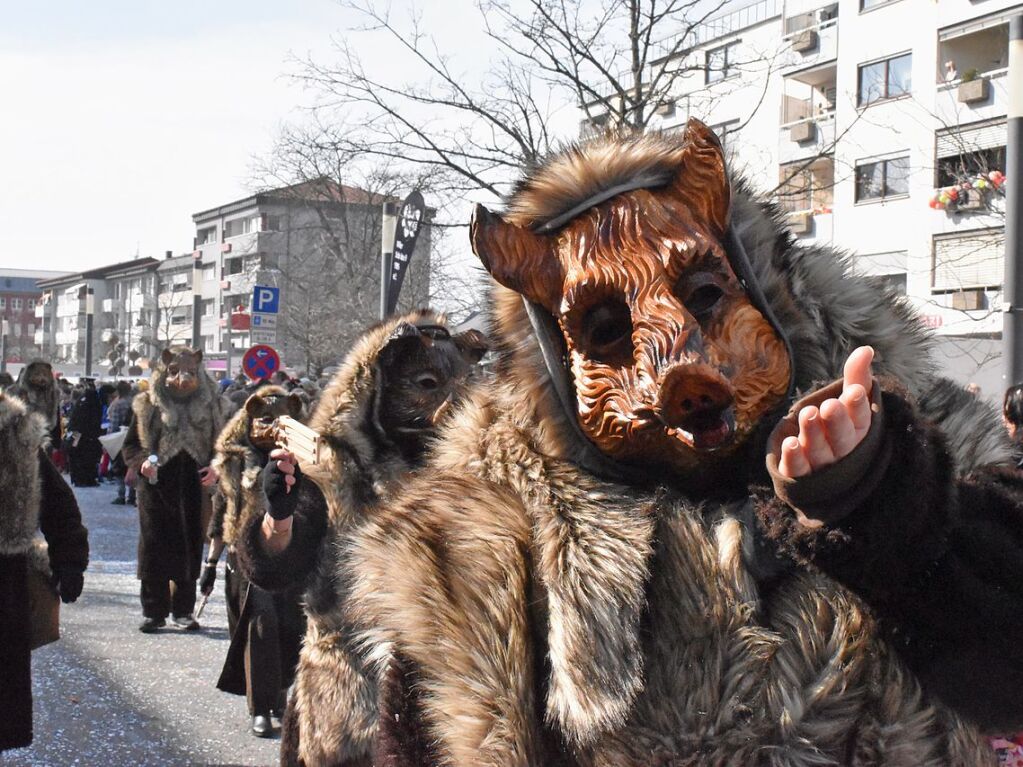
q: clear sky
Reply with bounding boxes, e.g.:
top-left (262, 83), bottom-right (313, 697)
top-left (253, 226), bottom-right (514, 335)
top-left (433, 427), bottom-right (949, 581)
top-left (0, 0), bottom-right (469, 273)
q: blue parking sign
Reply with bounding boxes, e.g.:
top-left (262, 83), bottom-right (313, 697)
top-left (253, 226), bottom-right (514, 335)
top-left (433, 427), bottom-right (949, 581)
top-left (252, 286), bottom-right (280, 314)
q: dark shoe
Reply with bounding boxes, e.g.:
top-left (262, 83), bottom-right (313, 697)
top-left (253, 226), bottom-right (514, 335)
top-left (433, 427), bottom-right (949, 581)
top-left (251, 714), bottom-right (273, 738)
top-left (111, 498), bottom-right (126, 505)
top-left (139, 617), bottom-right (166, 633)
top-left (172, 613), bottom-right (200, 631)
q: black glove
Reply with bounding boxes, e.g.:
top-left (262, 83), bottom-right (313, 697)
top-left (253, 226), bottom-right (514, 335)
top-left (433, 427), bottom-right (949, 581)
top-left (199, 562), bottom-right (217, 595)
top-left (53, 568), bottom-right (84, 604)
top-left (263, 457), bottom-right (302, 520)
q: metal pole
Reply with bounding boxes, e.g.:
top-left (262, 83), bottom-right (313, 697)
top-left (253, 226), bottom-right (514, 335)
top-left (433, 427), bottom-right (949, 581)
top-left (1003, 15), bottom-right (1023, 385)
top-left (225, 325), bottom-right (232, 378)
top-left (380, 201), bottom-right (399, 320)
top-left (0, 320), bottom-right (8, 375)
top-left (192, 261), bottom-right (202, 350)
top-left (84, 288), bottom-right (94, 378)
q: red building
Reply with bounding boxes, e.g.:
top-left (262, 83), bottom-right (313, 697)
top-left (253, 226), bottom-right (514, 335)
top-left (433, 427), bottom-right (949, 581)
top-left (1, 269), bottom-right (69, 363)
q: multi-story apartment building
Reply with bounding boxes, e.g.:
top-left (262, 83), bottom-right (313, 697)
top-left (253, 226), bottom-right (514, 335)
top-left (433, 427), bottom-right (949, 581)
top-left (0, 269), bottom-right (68, 363)
top-left (582, 0), bottom-right (1021, 394)
top-left (191, 179), bottom-right (431, 374)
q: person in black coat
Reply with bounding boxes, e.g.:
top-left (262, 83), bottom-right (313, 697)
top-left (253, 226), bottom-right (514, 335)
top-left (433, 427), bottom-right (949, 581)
top-left (0, 391), bottom-right (89, 752)
top-left (66, 381), bottom-right (103, 487)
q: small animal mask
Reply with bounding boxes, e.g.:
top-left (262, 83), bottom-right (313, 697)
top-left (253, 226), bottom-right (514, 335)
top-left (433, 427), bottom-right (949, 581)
top-left (25, 361), bottom-right (54, 389)
top-left (471, 120), bottom-right (791, 475)
top-left (159, 347), bottom-right (204, 399)
top-left (374, 322), bottom-right (488, 462)
top-left (245, 388), bottom-right (304, 450)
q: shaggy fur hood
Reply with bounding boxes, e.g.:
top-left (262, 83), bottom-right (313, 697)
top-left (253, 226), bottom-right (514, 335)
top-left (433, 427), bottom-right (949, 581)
top-left (133, 364), bottom-right (224, 466)
top-left (0, 393), bottom-right (46, 555)
top-left (305, 308), bottom-right (449, 512)
top-left (9, 361), bottom-right (60, 433)
top-left (210, 388), bottom-right (288, 547)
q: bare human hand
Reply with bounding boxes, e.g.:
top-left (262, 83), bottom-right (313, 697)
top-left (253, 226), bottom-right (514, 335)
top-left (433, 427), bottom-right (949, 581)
top-left (139, 460), bottom-right (157, 480)
top-left (269, 448), bottom-right (298, 493)
top-left (778, 346), bottom-right (874, 479)
top-left (198, 465), bottom-right (218, 487)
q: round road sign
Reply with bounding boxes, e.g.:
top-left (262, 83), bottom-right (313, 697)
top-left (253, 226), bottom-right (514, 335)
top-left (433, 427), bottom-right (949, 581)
top-left (242, 344), bottom-right (281, 381)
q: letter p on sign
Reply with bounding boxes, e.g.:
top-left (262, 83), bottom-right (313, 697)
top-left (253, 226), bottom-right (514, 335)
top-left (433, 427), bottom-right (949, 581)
top-left (252, 286), bottom-right (280, 314)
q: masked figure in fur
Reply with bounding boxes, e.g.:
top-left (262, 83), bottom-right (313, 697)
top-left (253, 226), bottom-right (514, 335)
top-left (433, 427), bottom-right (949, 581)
top-left (9, 360), bottom-right (62, 448)
top-left (122, 347), bottom-right (225, 633)
top-left (201, 385), bottom-right (307, 738)
top-left (346, 122), bottom-right (1023, 766)
top-left (0, 391), bottom-right (89, 752)
top-left (236, 310), bottom-right (488, 767)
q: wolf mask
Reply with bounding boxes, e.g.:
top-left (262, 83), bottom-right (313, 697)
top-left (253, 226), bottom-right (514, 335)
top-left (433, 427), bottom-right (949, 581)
top-left (471, 119), bottom-right (792, 477)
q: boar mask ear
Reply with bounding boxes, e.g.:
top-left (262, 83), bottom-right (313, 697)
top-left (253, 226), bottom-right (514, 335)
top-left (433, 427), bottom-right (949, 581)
top-left (470, 204), bottom-right (560, 308)
top-left (287, 393), bottom-right (304, 419)
top-left (160, 348), bottom-right (174, 366)
top-left (670, 119), bottom-right (731, 237)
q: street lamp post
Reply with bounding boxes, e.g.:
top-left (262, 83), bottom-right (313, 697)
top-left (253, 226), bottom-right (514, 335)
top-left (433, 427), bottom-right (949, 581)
top-left (380, 201), bottom-right (398, 320)
top-left (0, 320), bottom-right (8, 375)
top-left (84, 287), bottom-right (95, 377)
top-left (1004, 15), bottom-right (1023, 385)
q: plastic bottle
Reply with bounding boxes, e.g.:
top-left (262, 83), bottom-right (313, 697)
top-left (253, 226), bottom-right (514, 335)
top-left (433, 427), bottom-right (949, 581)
top-left (147, 454), bottom-right (159, 485)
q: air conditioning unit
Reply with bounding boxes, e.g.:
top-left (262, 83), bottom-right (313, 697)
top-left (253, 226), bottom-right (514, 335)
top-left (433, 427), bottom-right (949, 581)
top-left (791, 29), bottom-right (819, 54)
top-left (951, 288), bottom-right (986, 311)
top-left (654, 100), bottom-right (676, 117)
top-left (789, 121), bottom-right (817, 144)
top-left (787, 212), bottom-right (813, 235)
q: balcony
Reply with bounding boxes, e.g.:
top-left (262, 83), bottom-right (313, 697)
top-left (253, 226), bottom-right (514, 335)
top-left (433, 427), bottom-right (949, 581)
top-left (776, 156), bottom-right (834, 240)
top-left (33, 330), bottom-right (44, 346)
top-left (780, 6), bottom-right (837, 73)
top-left (779, 63), bottom-right (836, 163)
top-left (935, 17), bottom-right (1011, 125)
top-left (34, 304), bottom-right (45, 319)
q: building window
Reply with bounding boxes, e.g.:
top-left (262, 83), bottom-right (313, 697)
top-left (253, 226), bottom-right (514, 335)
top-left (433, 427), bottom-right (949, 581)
top-left (27, 299), bottom-right (35, 309)
top-left (12, 298), bottom-right (22, 310)
top-left (224, 215), bottom-right (259, 238)
top-left (932, 228), bottom-right (1004, 291)
top-left (860, 0), bottom-right (897, 10)
top-left (710, 120), bottom-right (740, 154)
top-left (225, 258), bottom-right (243, 276)
top-left (935, 119), bottom-right (1006, 187)
top-left (706, 42), bottom-right (738, 84)
top-left (202, 299), bottom-right (215, 317)
top-left (777, 157), bottom-right (835, 214)
top-left (0, 297), bottom-right (5, 309)
top-left (855, 155), bottom-right (910, 202)
top-left (263, 214), bottom-right (282, 232)
top-left (197, 226), bottom-right (217, 245)
top-left (858, 53), bottom-right (912, 106)
top-left (856, 251), bottom-right (908, 296)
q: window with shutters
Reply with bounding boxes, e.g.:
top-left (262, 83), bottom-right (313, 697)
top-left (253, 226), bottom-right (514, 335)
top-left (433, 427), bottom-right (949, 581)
top-left (932, 228), bottom-right (1004, 292)
top-left (935, 119), bottom-right (1006, 186)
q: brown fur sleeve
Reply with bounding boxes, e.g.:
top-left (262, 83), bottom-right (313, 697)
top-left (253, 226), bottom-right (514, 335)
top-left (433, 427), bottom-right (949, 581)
top-left (38, 450), bottom-right (89, 574)
top-left (755, 388), bottom-right (1023, 731)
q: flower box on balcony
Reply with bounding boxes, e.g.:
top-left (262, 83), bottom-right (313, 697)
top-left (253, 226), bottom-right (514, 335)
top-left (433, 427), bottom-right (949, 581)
top-left (951, 289), bottom-right (986, 312)
top-left (791, 29), bottom-right (819, 54)
top-left (957, 77), bottom-right (989, 105)
top-left (789, 120), bottom-right (817, 144)
top-left (956, 188), bottom-right (986, 212)
top-left (654, 100), bottom-right (675, 117)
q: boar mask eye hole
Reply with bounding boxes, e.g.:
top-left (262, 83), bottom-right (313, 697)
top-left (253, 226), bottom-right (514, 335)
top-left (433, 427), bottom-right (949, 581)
top-left (415, 373), bottom-right (440, 391)
top-left (676, 273), bottom-right (725, 324)
top-left (581, 300), bottom-right (633, 362)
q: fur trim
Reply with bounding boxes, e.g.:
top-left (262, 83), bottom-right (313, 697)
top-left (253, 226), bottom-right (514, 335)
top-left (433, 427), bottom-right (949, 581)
top-left (292, 624), bottom-right (379, 766)
top-left (133, 366), bottom-right (224, 466)
top-left (915, 376), bottom-right (1013, 471)
top-left (352, 389), bottom-right (995, 765)
top-left (211, 400), bottom-right (273, 547)
top-left (0, 393), bottom-right (46, 555)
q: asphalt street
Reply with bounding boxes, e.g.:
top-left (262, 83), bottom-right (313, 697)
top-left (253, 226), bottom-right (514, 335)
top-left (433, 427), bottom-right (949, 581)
top-left (3, 484), bottom-right (280, 767)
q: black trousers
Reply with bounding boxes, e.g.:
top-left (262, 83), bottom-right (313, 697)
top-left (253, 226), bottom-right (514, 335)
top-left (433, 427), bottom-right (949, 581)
top-left (140, 577), bottom-right (197, 619)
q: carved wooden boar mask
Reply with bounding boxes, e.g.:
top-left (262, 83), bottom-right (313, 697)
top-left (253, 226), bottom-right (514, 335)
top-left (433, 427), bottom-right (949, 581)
top-left (159, 347), bottom-right (203, 399)
top-left (471, 120), bottom-right (792, 473)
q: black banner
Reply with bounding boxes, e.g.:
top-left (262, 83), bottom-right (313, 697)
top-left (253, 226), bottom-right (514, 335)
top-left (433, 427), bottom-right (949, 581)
top-left (386, 191), bottom-right (426, 316)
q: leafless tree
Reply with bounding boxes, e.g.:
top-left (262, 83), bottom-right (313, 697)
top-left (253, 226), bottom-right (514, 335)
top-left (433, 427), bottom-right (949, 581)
top-left (290, 0), bottom-right (759, 202)
top-left (250, 124), bottom-right (482, 373)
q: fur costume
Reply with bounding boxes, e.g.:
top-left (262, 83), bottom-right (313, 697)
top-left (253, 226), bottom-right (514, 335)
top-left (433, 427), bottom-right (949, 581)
top-left (123, 348), bottom-right (225, 589)
top-left (208, 386), bottom-right (306, 718)
top-left (0, 392), bottom-right (88, 751)
top-left (236, 310), bottom-right (487, 767)
top-left (9, 360), bottom-right (61, 447)
top-left (347, 126), bottom-right (1023, 766)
